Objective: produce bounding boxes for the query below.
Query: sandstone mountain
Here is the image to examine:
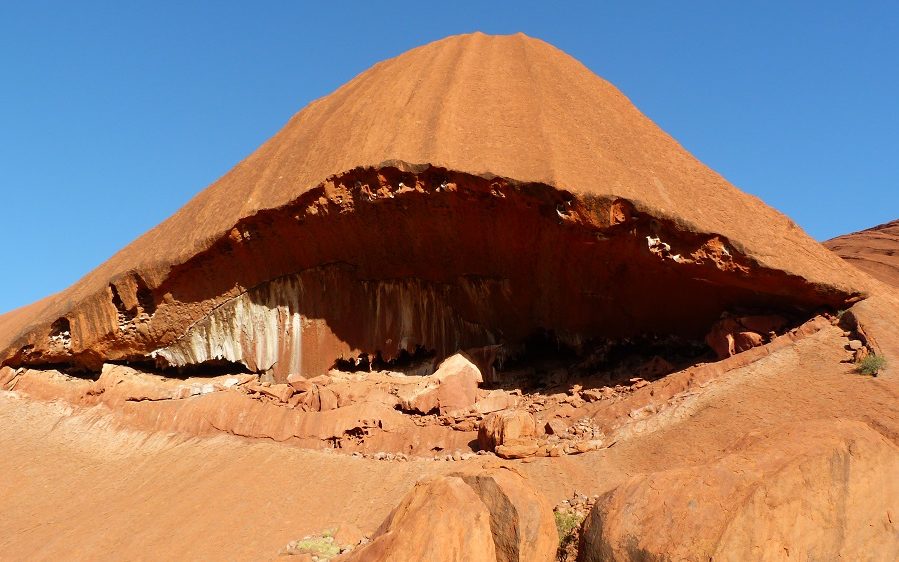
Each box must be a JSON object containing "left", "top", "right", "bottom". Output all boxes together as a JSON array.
[
  {"left": 826, "top": 219, "right": 899, "bottom": 289},
  {"left": 0, "top": 32, "right": 870, "bottom": 381}
]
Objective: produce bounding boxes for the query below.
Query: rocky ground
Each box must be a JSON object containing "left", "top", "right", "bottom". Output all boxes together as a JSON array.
[{"left": 2, "top": 296, "right": 897, "bottom": 560}]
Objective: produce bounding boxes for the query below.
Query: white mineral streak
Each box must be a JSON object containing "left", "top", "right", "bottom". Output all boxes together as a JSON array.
[
  {"left": 153, "top": 276, "right": 305, "bottom": 374},
  {"left": 154, "top": 270, "right": 500, "bottom": 374}
]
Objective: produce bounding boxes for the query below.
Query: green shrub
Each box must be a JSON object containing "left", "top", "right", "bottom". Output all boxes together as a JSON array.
[
  {"left": 857, "top": 354, "right": 887, "bottom": 376},
  {"left": 554, "top": 510, "right": 584, "bottom": 544},
  {"left": 283, "top": 534, "right": 341, "bottom": 559}
]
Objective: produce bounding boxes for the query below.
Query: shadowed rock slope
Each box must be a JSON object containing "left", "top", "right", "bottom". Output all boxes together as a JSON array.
[
  {"left": 825, "top": 219, "right": 899, "bottom": 289},
  {"left": 0, "top": 32, "right": 870, "bottom": 379}
]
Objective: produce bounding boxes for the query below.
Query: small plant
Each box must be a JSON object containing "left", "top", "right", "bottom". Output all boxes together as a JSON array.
[
  {"left": 554, "top": 510, "right": 584, "bottom": 544},
  {"left": 857, "top": 354, "right": 887, "bottom": 376},
  {"left": 282, "top": 532, "right": 341, "bottom": 559}
]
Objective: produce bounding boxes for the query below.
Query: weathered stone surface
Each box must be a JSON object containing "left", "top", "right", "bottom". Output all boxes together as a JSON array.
[
  {"left": 826, "top": 219, "right": 899, "bottom": 289},
  {"left": 286, "top": 373, "right": 312, "bottom": 392},
  {"left": 396, "top": 353, "right": 482, "bottom": 415},
  {"left": 331, "top": 522, "right": 366, "bottom": 550},
  {"left": 578, "top": 419, "right": 899, "bottom": 561},
  {"left": 451, "top": 468, "right": 557, "bottom": 562},
  {"left": 495, "top": 439, "right": 539, "bottom": 459},
  {"left": 544, "top": 418, "right": 569, "bottom": 435},
  {"left": 344, "top": 468, "right": 556, "bottom": 562},
  {"left": 342, "top": 475, "right": 498, "bottom": 562},
  {"left": 479, "top": 410, "right": 537, "bottom": 451},
  {"left": 474, "top": 390, "right": 518, "bottom": 415},
  {"left": 705, "top": 314, "right": 787, "bottom": 360},
  {"left": 247, "top": 382, "right": 294, "bottom": 403}
]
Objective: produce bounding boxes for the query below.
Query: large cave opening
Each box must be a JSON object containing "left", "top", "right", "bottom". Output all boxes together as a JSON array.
[
  {"left": 132, "top": 166, "right": 845, "bottom": 384},
  {"left": 7, "top": 166, "right": 852, "bottom": 385}
]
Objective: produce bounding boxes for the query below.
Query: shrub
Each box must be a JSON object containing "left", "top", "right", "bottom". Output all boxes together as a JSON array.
[
  {"left": 554, "top": 510, "right": 584, "bottom": 544},
  {"left": 282, "top": 533, "right": 341, "bottom": 559},
  {"left": 857, "top": 354, "right": 887, "bottom": 376}
]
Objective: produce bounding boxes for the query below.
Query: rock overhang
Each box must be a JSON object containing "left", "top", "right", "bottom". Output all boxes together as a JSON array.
[{"left": 1, "top": 163, "right": 862, "bottom": 380}]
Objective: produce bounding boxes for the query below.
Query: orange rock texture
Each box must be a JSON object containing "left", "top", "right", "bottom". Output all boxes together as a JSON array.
[{"left": 826, "top": 219, "right": 899, "bottom": 289}]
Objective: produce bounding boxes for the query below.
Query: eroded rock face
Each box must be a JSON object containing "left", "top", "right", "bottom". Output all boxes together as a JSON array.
[
  {"left": 343, "top": 468, "right": 556, "bottom": 562},
  {"left": 342, "top": 475, "right": 498, "bottom": 562},
  {"left": 578, "top": 419, "right": 899, "bottom": 561},
  {"left": 3, "top": 168, "right": 858, "bottom": 380},
  {"left": 0, "top": 33, "right": 867, "bottom": 380}
]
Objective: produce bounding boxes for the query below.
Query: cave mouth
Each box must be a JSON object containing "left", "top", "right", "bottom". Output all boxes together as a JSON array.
[
  {"left": 334, "top": 345, "right": 437, "bottom": 375},
  {"left": 478, "top": 329, "right": 714, "bottom": 391},
  {"left": 8, "top": 166, "right": 850, "bottom": 381},
  {"left": 144, "top": 166, "right": 836, "bottom": 383}
]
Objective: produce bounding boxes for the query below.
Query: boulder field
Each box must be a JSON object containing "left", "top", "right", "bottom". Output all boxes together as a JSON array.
[{"left": 1, "top": 32, "right": 897, "bottom": 561}]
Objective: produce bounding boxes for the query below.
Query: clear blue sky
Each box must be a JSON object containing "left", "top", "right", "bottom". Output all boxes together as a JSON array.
[{"left": 1, "top": 1, "right": 897, "bottom": 314}]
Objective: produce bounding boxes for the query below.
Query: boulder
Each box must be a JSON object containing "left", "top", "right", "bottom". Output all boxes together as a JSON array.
[
  {"left": 259, "top": 383, "right": 294, "bottom": 403},
  {"left": 341, "top": 475, "right": 498, "bottom": 562},
  {"left": 331, "top": 383, "right": 398, "bottom": 409},
  {"left": 302, "top": 384, "right": 338, "bottom": 411},
  {"left": 450, "top": 468, "right": 558, "bottom": 562},
  {"left": 705, "top": 315, "right": 784, "bottom": 359},
  {"left": 473, "top": 390, "right": 518, "bottom": 414},
  {"left": 478, "top": 410, "right": 537, "bottom": 451},
  {"left": 92, "top": 364, "right": 177, "bottom": 404},
  {"left": 433, "top": 353, "right": 484, "bottom": 384},
  {"left": 732, "top": 330, "right": 764, "bottom": 353},
  {"left": 825, "top": 219, "right": 899, "bottom": 289},
  {"left": 343, "top": 468, "right": 556, "bottom": 562},
  {"left": 544, "top": 418, "right": 568, "bottom": 435},
  {"left": 495, "top": 439, "right": 539, "bottom": 459},
  {"left": 578, "top": 419, "right": 899, "bottom": 561},
  {"left": 434, "top": 372, "right": 479, "bottom": 415},
  {"left": 397, "top": 353, "right": 482, "bottom": 415}
]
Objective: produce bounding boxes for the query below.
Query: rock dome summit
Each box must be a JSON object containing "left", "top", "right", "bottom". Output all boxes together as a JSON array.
[{"left": 0, "top": 33, "right": 869, "bottom": 381}]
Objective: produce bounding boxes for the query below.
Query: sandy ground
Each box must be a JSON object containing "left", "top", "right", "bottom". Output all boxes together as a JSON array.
[{"left": 2, "top": 324, "right": 897, "bottom": 561}]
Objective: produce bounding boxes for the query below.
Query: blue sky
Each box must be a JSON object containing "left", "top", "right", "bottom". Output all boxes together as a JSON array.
[{"left": 1, "top": 1, "right": 897, "bottom": 314}]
